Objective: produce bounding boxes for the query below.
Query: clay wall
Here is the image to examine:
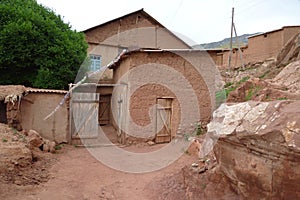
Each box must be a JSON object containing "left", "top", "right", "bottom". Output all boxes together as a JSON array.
[
  {"left": 111, "top": 51, "right": 214, "bottom": 141},
  {"left": 84, "top": 12, "right": 190, "bottom": 49},
  {"left": 20, "top": 92, "right": 68, "bottom": 143}
]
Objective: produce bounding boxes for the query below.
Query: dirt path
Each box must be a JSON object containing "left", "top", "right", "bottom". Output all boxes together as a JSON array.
[{"left": 1, "top": 144, "right": 198, "bottom": 200}]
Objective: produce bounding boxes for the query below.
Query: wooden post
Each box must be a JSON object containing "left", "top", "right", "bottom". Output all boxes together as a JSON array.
[
  {"left": 233, "top": 23, "right": 245, "bottom": 70},
  {"left": 228, "top": 7, "right": 234, "bottom": 70}
]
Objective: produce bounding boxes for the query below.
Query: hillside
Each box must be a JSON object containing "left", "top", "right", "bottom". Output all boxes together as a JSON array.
[{"left": 193, "top": 33, "right": 261, "bottom": 50}]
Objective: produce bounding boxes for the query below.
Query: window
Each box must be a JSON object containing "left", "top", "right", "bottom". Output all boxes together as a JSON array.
[{"left": 90, "top": 54, "right": 101, "bottom": 71}]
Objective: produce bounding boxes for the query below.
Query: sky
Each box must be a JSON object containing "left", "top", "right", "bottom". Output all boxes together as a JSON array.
[{"left": 36, "top": 0, "right": 300, "bottom": 45}]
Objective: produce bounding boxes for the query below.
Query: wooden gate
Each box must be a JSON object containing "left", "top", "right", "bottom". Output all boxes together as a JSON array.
[
  {"left": 98, "top": 95, "right": 111, "bottom": 125},
  {"left": 70, "top": 93, "right": 99, "bottom": 142},
  {"left": 155, "top": 98, "right": 172, "bottom": 143}
]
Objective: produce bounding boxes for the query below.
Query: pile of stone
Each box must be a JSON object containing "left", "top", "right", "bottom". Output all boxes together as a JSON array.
[{"left": 26, "top": 129, "right": 56, "bottom": 153}]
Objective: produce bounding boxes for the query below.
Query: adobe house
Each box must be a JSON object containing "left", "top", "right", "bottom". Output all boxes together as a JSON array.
[
  {"left": 0, "top": 85, "right": 68, "bottom": 143},
  {"left": 67, "top": 9, "right": 223, "bottom": 145}
]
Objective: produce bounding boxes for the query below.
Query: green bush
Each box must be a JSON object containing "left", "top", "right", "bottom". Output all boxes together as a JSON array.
[{"left": 0, "top": 0, "right": 88, "bottom": 89}]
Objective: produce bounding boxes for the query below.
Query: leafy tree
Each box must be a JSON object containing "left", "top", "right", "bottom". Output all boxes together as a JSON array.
[{"left": 0, "top": 0, "right": 88, "bottom": 89}]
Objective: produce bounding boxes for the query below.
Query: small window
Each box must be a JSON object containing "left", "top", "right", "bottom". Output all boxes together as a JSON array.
[{"left": 89, "top": 54, "right": 101, "bottom": 71}]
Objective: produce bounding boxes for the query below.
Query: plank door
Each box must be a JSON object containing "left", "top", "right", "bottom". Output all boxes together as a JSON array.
[
  {"left": 155, "top": 98, "right": 172, "bottom": 143},
  {"left": 98, "top": 95, "right": 111, "bottom": 125},
  {"left": 71, "top": 93, "right": 99, "bottom": 139}
]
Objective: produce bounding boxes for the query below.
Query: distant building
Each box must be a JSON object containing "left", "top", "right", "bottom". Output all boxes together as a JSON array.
[{"left": 209, "top": 26, "right": 300, "bottom": 67}]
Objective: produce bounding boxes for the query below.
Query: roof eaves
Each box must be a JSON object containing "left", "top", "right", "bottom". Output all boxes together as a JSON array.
[
  {"left": 248, "top": 29, "right": 282, "bottom": 39},
  {"left": 83, "top": 9, "right": 145, "bottom": 33},
  {"left": 26, "top": 88, "right": 68, "bottom": 94}
]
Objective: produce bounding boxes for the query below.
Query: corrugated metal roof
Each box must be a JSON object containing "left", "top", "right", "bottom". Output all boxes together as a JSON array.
[{"left": 26, "top": 88, "right": 68, "bottom": 94}]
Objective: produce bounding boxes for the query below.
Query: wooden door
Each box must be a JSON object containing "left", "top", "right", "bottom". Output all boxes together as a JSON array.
[
  {"left": 155, "top": 98, "right": 172, "bottom": 143},
  {"left": 70, "top": 93, "right": 99, "bottom": 140},
  {"left": 98, "top": 95, "right": 111, "bottom": 125}
]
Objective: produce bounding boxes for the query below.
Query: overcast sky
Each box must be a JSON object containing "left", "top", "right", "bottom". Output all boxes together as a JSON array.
[{"left": 37, "top": 0, "right": 300, "bottom": 45}]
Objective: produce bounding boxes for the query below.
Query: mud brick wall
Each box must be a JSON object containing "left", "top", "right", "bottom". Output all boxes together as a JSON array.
[{"left": 6, "top": 102, "right": 22, "bottom": 131}]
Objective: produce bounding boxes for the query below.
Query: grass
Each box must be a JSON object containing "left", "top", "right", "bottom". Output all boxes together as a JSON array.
[
  {"left": 237, "top": 76, "right": 250, "bottom": 84},
  {"left": 245, "top": 86, "right": 261, "bottom": 101},
  {"left": 245, "top": 86, "right": 262, "bottom": 101},
  {"left": 54, "top": 144, "right": 63, "bottom": 150},
  {"left": 258, "top": 70, "right": 270, "bottom": 79},
  {"left": 245, "top": 89, "right": 253, "bottom": 101},
  {"left": 277, "top": 97, "right": 288, "bottom": 100},
  {"left": 11, "top": 128, "right": 18, "bottom": 135},
  {"left": 215, "top": 90, "right": 226, "bottom": 107},
  {"left": 224, "top": 82, "right": 233, "bottom": 88},
  {"left": 195, "top": 123, "right": 203, "bottom": 136},
  {"left": 2, "top": 138, "right": 8, "bottom": 143},
  {"left": 223, "top": 76, "right": 250, "bottom": 98},
  {"left": 183, "top": 122, "right": 204, "bottom": 142}
]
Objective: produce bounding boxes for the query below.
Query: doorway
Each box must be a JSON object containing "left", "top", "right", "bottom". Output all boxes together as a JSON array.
[{"left": 155, "top": 97, "right": 173, "bottom": 143}]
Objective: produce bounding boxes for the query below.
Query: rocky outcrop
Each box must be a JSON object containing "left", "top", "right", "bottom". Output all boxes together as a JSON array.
[
  {"left": 272, "top": 60, "right": 300, "bottom": 94},
  {"left": 205, "top": 101, "right": 300, "bottom": 199},
  {"left": 227, "top": 77, "right": 300, "bottom": 102}
]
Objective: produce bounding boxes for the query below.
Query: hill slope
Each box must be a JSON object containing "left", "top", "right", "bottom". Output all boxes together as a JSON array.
[{"left": 193, "top": 33, "right": 261, "bottom": 50}]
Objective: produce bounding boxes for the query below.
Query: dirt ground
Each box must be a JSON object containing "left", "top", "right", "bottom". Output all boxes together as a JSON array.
[
  {"left": 0, "top": 122, "right": 239, "bottom": 200},
  {"left": 0, "top": 143, "right": 200, "bottom": 200}
]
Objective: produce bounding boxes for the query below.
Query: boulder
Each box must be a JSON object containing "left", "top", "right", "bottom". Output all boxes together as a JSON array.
[
  {"left": 49, "top": 141, "right": 56, "bottom": 153},
  {"left": 42, "top": 139, "right": 56, "bottom": 153},
  {"left": 27, "top": 130, "right": 43, "bottom": 148},
  {"left": 203, "top": 101, "right": 300, "bottom": 199},
  {"left": 43, "top": 139, "right": 50, "bottom": 152}
]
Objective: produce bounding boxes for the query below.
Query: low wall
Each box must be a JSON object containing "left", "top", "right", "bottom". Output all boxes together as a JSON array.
[{"left": 20, "top": 92, "right": 68, "bottom": 143}]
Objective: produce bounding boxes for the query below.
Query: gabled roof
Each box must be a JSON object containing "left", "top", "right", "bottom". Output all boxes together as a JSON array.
[
  {"left": 83, "top": 9, "right": 191, "bottom": 49},
  {"left": 83, "top": 9, "right": 154, "bottom": 33}
]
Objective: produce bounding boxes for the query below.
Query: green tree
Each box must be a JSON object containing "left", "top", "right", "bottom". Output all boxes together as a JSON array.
[{"left": 0, "top": 0, "right": 88, "bottom": 89}]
